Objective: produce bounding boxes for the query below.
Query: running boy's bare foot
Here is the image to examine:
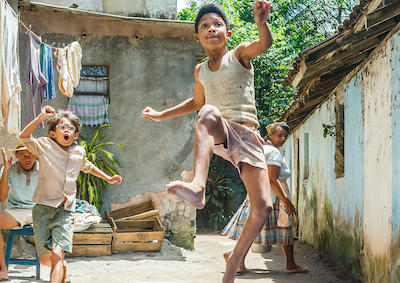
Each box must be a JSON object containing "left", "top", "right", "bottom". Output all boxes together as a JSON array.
[
  {"left": 166, "top": 181, "right": 205, "bottom": 209},
  {"left": 223, "top": 249, "right": 247, "bottom": 275},
  {"left": 222, "top": 252, "right": 240, "bottom": 283}
]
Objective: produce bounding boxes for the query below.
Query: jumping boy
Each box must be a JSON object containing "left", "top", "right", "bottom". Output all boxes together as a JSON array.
[
  {"left": 18, "top": 105, "right": 122, "bottom": 283},
  {"left": 142, "top": 1, "right": 273, "bottom": 282}
]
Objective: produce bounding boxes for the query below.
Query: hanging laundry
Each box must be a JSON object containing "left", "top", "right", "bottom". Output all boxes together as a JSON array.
[
  {"left": 66, "top": 95, "right": 109, "bottom": 127},
  {"left": 40, "top": 43, "right": 56, "bottom": 100},
  {"left": 66, "top": 41, "right": 82, "bottom": 87},
  {"left": 25, "top": 31, "right": 48, "bottom": 129},
  {"left": 55, "top": 47, "right": 73, "bottom": 97},
  {"left": 1, "top": 0, "right": 22, "bottom": 135}
]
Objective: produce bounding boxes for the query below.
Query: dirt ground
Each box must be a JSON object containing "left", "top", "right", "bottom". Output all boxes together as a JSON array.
[{"left": 9, "top": 234, "right": 358, "bottom": 283}]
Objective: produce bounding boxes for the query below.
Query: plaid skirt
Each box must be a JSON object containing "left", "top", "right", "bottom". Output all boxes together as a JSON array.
[{"left": 222, "top": 197, "right": 293, "bottom": 246}]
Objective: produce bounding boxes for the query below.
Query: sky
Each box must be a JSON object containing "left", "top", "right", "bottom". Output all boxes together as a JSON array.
[{"left": 177, "top": 0, "right": 190, "bottom": 12}]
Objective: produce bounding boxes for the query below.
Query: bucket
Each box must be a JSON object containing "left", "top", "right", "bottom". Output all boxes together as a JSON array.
[{"left": 251, "top": 244, "right": 272, "bottom": 253}]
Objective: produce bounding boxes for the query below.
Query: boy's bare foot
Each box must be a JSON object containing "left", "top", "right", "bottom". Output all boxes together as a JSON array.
[
  {"left": 0, "top": 270, "right": 8, "bottom": 280},
  {"left": 63, "top": 260, "right": 71, "bottom": 283},
  {"left": 285, "top": 265, "right": 309, "bottom": 273},
  {"left": 166, "top": 181, "right": 205, "bottom": 209},
  {"left": 222, "top": 252, "right": 239, "bottom": 283},
  {"left": 223, "top": 250, "right": 247, "bottom": 275}
]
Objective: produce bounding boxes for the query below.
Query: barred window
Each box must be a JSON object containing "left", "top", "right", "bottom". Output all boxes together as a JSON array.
[{"left": 74, "top": 65, "right": 109, "bottom": 97}]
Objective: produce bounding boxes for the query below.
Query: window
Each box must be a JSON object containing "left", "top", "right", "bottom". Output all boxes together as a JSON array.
[
  {"left": 74, "top": 65, "right": 109, "bottom": 97},
  {"left": 334, "top": 104, "right": 345, "bottom": 177},
  {"left": 304, "top": 133, "right": 309, "bottom": 179},
  {"left": 66, "top": 65, "right": 110, "bottom": 127}
]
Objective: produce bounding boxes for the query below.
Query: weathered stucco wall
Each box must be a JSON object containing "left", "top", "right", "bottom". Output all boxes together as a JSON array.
[
  {"left": 0, "top": 6, "right": 204, "bottom": 248},
  {"left": 103, "top": 0, "right": 177, "bottom": 19},
  {"left": 390, "top": 27, "right": 400, "bottom": 282},
  {"left": 29, "top": 0, "right": 103, "bottom": 12},
  {"left": 282, "top": 28, "right": 400, "bottom": 281},
  {"left": 31, "top": 0, "right": 177, "bottom": 19},
  {"left": 362, "top": 41, "right": 392, "bottom": 281}
]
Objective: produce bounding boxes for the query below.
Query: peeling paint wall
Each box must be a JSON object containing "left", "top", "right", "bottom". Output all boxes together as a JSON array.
[
  {"left": 282, "top": 26, "right": 400, "bottom": 282},
  {"left": 390, "top": 26, "right": 400, "bottom": 282},
  {"left": 0, "top": 7, "right": 203, "bottom": 248}
]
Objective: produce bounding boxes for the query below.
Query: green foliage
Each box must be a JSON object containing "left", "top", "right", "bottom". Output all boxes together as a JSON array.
[
  {"left": 178, "top": 0, "right": 357, "bottom": 136},
  {"left": 77, "top": 124, "right": 124, "bottom": 211},
  {"left": 197, "top": 155, "right": 236, "bottom": 231}
]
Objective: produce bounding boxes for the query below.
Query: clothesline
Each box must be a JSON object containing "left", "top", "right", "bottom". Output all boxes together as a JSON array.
[{"left": 18, "top": 14, "right": 80, "bottom": 50}]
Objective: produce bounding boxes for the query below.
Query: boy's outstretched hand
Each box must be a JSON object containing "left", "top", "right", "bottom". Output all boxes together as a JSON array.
[
  {"left": 254, "top": 0, "right": 272, "bottom": 26},
  {"left": 41, "top": 105, "right": 56, "bottom": 120},
  {"left": 109, "top": 175, "right": 122, "bottom": 184},
  {"left": 142, "top": 106, "right": 162, "bottom": 122}
]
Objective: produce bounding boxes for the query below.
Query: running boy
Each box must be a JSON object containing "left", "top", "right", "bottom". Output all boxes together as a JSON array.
[
  {"left": 18, "top": 106, "right": 122, "bottom": 283},
  {"left": 142, "top": 1, "right": 273, "bottom": 282}
]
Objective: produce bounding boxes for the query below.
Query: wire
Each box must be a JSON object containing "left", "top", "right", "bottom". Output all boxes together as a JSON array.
[{"left": 18, "top": 16, "right": 77, "bottom": 50}]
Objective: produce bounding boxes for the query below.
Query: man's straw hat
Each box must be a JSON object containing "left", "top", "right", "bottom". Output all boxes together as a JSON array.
[{"left": 8, "top": 140, "right": 28, "bottom": 156}]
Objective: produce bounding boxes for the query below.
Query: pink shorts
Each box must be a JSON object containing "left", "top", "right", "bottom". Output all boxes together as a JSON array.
[{"left": 213, "top": 119, "right": 268, "bottom": 174}]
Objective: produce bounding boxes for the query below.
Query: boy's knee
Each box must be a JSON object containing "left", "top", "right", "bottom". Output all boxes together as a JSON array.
[
  {"left": 51, "top": 249, "right": 64, "bottom": 262},
  {"left": 252, "top": 202, "right": 272, "bottom": 219},
  {"left": 39, "top": 255, "right": 51, "bottom": 267},
  {"left": 198, "top": 105, "right": 221, "bottom": 123}
]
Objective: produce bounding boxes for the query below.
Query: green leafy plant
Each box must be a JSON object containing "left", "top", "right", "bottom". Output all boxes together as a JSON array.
[
  {"left": 197, "top": 155, "right": 236, "bottom": 231},
  {"left": 77, "top": 124, "right": 124, "bottom": 210}
]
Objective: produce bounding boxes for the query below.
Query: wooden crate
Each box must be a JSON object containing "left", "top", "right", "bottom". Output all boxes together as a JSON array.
[
  {"left": 108, "top": 218, "right": 165, "bottom": 253},
  {"left": 105, "top": 200, "right": 159, "bottom": 221},
  {"left": 67, "top": 223, "right": 113, "bottom": 257}
]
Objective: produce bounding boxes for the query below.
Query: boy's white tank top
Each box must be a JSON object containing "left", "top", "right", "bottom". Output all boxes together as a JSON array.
[{"left": 198, "top": 50, "right": 259, "bottom": 128}]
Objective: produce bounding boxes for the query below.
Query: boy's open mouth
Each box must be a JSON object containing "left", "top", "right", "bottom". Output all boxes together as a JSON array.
[{"left": 64, "top": 134, "right": 70, "bottom": 141}]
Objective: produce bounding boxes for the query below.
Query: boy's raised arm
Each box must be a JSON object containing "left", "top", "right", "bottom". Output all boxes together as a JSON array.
[
  {"left": 142, "top": 65, "right": 205, "bottom": 122},
  {"left": 19, "top": 106, "right": 55, "bottom": 138},
  {"left": 0, "top": 148, "right": 11, "bottom": 202},
  {"left": 235, "top": 0, "right": 273, "bottom": 62}
]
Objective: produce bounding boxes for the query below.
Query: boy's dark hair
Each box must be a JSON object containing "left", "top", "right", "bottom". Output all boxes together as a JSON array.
[
  {"left": 47, "top": 110, "right": 82, "bottom": 134},
  {"left": 195, "top": 3, "right": 230, "bottom": 33}
]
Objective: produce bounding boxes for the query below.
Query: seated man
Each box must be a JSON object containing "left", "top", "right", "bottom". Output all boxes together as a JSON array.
[{"left": 0, "top": 142, "right": 38, "bottom": 280}]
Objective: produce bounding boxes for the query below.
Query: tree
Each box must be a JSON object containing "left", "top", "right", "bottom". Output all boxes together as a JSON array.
[{"left": 178, "top": 0, "right": 357, "bottom": 135}]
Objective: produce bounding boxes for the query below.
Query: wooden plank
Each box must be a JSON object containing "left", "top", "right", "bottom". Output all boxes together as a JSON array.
[
  {"left": 73, "top": 233, "right": 112, "bottom": 245},
  {"left": 154, "top": 217, "right": 164, "bottom": 231},
  {"left": 105, "top": 210, "right": 118, "bottom": 232},
  {"left": 367, "top": 0, "right": 400, "bottom": 28},
  {"left": 307, "top": 19, "right": 396, "bottom": 63},
  {"left": 75, "top": 223, "right": 113, "bottom": 234},
  {"left": 121, "top": 209, "right": 159, "bottom": 220},
  {"left": 113, "top": 242, "right": 162, "bottom": 252},
  {"left": 108, "top": 200, "right": 155, "bottom": 220},
  {"left": 294, "top": 95, "right": 330, "bottom": 116},
  {"left": 299, "top": 52, "right": 368, "bottom": 87},
  {"left": 303, "top": 37, "right": 379, "bottom": 82},
  {"left": 68, "top": 245, "right": 111, "bottom": 257},
  {"left": 113, "top": 231, "right": 165, "bottom": 243},
  {"left": 291, "top": 58, "right": 307, "bottom": 88},
  {"left": 115, "top": 219, "right": 157, "bottom": 231}
]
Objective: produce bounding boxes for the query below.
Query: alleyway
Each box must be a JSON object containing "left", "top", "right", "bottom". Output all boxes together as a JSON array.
[{"left": 9, "top": 234, "right": 357, "bottom": 283}]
